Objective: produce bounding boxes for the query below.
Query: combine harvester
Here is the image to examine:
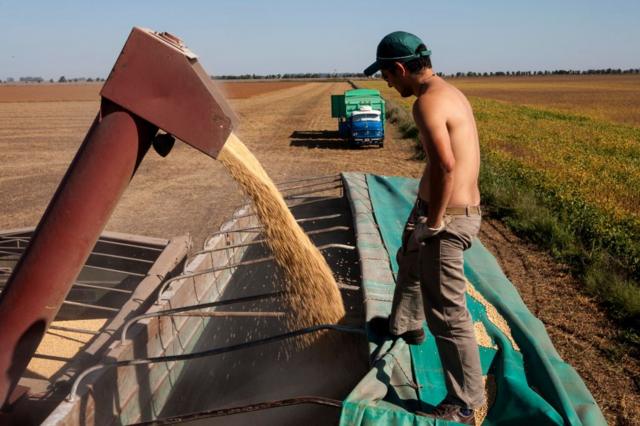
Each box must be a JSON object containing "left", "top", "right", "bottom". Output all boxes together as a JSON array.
[{"left": 0, "top": 28, "right": 605, "bottom": 425}]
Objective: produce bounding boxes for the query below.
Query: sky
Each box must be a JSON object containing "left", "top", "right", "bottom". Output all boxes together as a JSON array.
[{"left": 1, "top": 0, "right": 639, "bottom": 80}]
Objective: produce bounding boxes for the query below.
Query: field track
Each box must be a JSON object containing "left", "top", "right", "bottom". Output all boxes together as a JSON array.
[{"left": 1, "top": 81, "right": 638, "bottom": 424}]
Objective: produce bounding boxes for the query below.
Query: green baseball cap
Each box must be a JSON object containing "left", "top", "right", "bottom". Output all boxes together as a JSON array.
[{"left": 364, "top": 31, "right": 431, "bottom": 76}]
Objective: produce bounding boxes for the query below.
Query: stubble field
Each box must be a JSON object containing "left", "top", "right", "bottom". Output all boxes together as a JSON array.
[
  {"left": 0, "top": 81, "right": 423, "bottom": 247},
  {"left": 0, "top": 80, "right": 307, "bottom": 102}
]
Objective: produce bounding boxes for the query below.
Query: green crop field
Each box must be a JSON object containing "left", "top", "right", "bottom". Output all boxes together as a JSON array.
[
  {"left": 451, "top": 74, "right": 640, "bottom": 127},
  {"left": 359, "top": 76, "right": 640, "bottom": 327}
]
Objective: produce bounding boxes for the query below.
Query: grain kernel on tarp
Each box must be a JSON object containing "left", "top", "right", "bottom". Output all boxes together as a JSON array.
[
  {"left": 475, "top": 374, "right": 497, "bottom": 425},
  {"left": 474, "top": 321, "right": 497, "bottom": 349},
  {"left": 466, "top": 279, "right": 520, "bottom": 351}
]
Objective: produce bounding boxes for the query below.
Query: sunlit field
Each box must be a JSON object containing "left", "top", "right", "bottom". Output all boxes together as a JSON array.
[{"left": 360, "top": 75, "right": 640, "bottom": 322}]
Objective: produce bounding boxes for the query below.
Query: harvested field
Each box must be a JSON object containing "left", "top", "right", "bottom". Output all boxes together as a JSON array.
[
  {"left": 0, "top": 81, "right": 423, "bottom": 249},
  {"left": 449, "top": 74, "right": 640, "bottom": 127},
  {"left": 2, "top": 81, "right": 638, "bottom": 424},
  {"left": 217, "top": 81, "right": 306, "bottom": 99},
  {"left": 359, "top": 74, "right": 640, "bottom": 127},
  {"left": 362, "top": 77, "right": 640, "bottom": 322},
  {"left": 0, "top": 80, "right": 305, "bottom": 102},
  {"left": 0, "top": 84, "right": 101, "bottom": 103}
]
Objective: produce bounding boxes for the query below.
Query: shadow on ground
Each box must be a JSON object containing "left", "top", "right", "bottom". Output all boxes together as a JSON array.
[{"left": 289, "top": 130, "right": 354, "bottom": 150}]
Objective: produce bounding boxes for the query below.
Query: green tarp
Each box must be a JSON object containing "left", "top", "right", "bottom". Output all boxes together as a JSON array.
[{"left": 339, "top": 173, "right": 605, "bottom": 426}]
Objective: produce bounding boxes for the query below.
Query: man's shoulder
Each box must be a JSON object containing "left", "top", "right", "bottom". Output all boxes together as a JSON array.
[
  {"left": 418, "top": 81, "right": 468, "bottom": 116},
  {"left": 414, "top": 85, "right": 450, "bottom": 118}
]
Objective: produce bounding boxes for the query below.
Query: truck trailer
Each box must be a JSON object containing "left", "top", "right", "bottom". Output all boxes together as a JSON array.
[{"left": 331, "top": 88, "right": 385, "bottom": 148}]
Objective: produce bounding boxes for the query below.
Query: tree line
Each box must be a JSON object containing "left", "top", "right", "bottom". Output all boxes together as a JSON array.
[
  {"left": 213, "top": 68, "right": 640, "bottom": 80},
  {"left": 212, "top": 72, "right": 365, "bottom": 80},
  {"left": 445, "top": 68, "right": 640, "bottom": 78},
  {"left": 0, "top": 76, "right": 106, "bottom": 84},
  {"left": 2, "top": 68, "right": 639, "bottom": 83}
]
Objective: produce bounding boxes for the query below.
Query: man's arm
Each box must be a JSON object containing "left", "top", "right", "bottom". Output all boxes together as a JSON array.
[{"left": 413, "top": 98, "right": 455, "bottom": 228}]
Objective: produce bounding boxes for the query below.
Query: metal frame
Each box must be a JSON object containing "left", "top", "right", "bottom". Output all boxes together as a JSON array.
[
  {"left": 230, "top": 174, "right": 343, "bottom": 221},
  {"left": 0, "top": 246, "right": 155, "bottom": 266},
  {"left": 0, "top": 234, "right": 165, "bottom": 253},
  {"left": 69, "top": 324, "right": 365, "bottom": 401},
  {"left": 48, "top": 325, "right": 100, "bottom": 335},
  {"left": 156, "top": 243, "right": 355, "bottom": 301},
  {"left": 133, "top": 396, "right": 343, "bottom": 425},
  {"left": 61, "top": 300, "right": 120, "bottom": 313},
  {"left": 68, "top": 281, "right": 133, "bottom": 295},
  {"left": 205, "top": 213, "right": 344, "bottom": 239},
  {"left": 190, "top": 226, "right": 349, "bottom": 262},
  {"left": 1, "top": 279, "right": 137, "bottom": 316},
  {"left": 232, "top": 195, "right": 344, "bottom": 220},
  {"left": 0, "top": 102, "right": 157, "bottom": 406},
  {"left": 1, "top": 284, "right": 138, "bottom": 311},
  {"left": 278, "top": 177, "right": 342, "bottom": 194},
  {"left": 121, "top": 291, "right": 284, "bottom": 344},
  {"left": 0, "top": 232, "right": 166, "bottom": 341},
  {"left": 283, "top": 184, "right": 343, "bottom": 199},
  {"left": 165, "top": 311, "right": 283, "bottom": 318},
  {"left": 5, "top": 173, "right": 357, "bottom": 420},
  {"left": 275, "top": 174, "right": 341, "bottom": 188}
]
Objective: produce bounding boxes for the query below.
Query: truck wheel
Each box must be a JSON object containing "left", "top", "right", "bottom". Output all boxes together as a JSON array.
[{"left": 378, "top": 142, "right": 384, "bottom": 148}]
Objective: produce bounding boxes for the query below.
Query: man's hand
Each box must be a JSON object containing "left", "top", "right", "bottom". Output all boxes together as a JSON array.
[{"left": 414, "top": 216, "right": 452, "bottom": 243}]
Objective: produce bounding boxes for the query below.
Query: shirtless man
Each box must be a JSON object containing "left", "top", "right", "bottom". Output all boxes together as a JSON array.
[{"left": 364, "top": 31, "right": 483, "bottom": 424}]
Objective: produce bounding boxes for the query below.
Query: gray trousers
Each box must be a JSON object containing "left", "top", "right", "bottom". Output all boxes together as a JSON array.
[{"left": 390, "top": 200, "right": 485, "bottom": 409}]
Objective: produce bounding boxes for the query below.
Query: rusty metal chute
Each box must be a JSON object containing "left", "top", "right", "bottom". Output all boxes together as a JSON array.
[{"left": 0, "top": 27, "right": 236, "bottom": 407}]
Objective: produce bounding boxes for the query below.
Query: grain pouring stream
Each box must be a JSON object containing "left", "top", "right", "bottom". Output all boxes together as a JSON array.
[{"left": 218, "top": 133, "right": 345, "bottom": 344}]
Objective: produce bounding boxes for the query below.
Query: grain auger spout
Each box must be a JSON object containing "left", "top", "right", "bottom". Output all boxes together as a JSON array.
[{"left": 0, "top": 27, "right": 237, "bottom": 408}]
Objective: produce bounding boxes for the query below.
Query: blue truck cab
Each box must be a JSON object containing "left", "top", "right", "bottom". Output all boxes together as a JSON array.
[
  {"left": 332, "top": 89, "right": 385, "bottom": 148},
  {"left": 349, "top": 106, "right": 384, "bottom": 146}
]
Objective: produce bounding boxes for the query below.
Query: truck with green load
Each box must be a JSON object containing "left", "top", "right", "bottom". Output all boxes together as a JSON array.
[{"left": 331, "top": 88, "right": 385, "bottom": 147}]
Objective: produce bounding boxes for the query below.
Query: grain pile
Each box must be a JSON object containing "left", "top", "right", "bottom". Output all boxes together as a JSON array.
[
  {"left": 474, "top": 374, "right": 497, "bottom": 425},
  {"left": 27, "top": 318, "right": 107, "bottom": 378},
  {"left": 466, "top": 279, "right": 520, "bottom": 351},
  {"left": 473, "top": 321, "right": 497, "bottom": 350},
  {"left": 218, "top": 133, "right": 345, "bottom": 343}
]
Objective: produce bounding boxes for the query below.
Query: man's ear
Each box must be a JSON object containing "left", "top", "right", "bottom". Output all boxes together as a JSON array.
[{"left": 394, "top": 61, "right": 408, "bottom": 77}]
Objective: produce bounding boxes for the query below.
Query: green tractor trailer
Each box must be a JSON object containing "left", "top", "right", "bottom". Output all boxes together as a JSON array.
[{"left": 331, "top": 88, "right": 385, "bottom": 147}]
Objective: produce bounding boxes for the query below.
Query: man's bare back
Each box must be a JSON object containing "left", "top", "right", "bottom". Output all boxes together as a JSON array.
[{"left": 412, "top": 76, "right": 481, "bottom": 224}]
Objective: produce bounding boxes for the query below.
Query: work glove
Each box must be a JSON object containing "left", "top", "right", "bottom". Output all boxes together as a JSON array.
[{"left": 414, "top": 216, "right": 453, "bottom": 244}]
